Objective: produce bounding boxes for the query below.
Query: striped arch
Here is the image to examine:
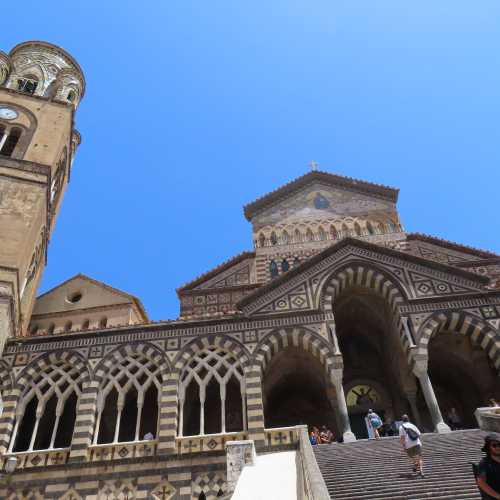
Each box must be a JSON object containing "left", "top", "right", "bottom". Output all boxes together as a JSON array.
[
  {"left": 94, "top": 342, "right": 171, "bottom": 384},
  {"left": 173, "top": 334, "right": 251, "bottom": 374},
  {"left": 416, "top": 311, "right": 500, "bottom": 372},
  {"left": 252, "top": 327, "right": 338, "bottom": 381},
  {"left": 320, "top": 261, "right": 411, "bottom": 355},
  {"left": 15, "top": 350, "right": 90, "bottom": 389}
]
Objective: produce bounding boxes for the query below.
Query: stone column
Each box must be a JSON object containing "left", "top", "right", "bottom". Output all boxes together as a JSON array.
[
  {"left": 69, "top": 380, "right": 99, "bottom": 462},
  {"left": 331, "top": 368, "right": 356, "bottom": 442},
  {"left": 244, "top": 365, "right": 266, "bottom": 449},
  {"left": 406, "top": 391, "right": 422, "bottom": 429},
  {"left": 412, "top": 361, "right": 450, "bottom": 433}
]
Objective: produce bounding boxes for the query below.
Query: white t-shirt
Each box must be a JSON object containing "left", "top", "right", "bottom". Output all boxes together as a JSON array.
[{"left": 398, "top": 422, "right": 421, "bottom": 449}]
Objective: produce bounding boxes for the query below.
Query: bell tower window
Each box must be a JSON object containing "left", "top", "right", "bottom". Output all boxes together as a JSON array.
[
  {"left": 0, "top": 127, "right": 22, "bottom": 157},
  {"left": 17, "top": 77, "right": 38, "bottom": 95}
]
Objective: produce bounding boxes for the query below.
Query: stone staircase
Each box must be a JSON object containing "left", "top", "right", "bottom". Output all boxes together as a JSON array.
[{"left": 313, "top": 429, "right": 486, "bottom": 500}]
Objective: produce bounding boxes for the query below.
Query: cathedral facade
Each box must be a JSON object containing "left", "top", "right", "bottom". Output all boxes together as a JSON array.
[{"left": 0, "top": 41, "right": 499, "bottom": 499}]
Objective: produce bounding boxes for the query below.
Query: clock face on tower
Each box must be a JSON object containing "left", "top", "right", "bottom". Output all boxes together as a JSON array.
[{"left": 0, "top": 108, "right": 18, "bottom": 120}]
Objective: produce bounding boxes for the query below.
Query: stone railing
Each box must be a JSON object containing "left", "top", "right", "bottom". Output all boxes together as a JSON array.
[
  {"left": 264, "top": 425, "right": 301, "bottom": 448},
  {"left": 475, "top": 406, "right": 500, "bottom": 432},
  {"left": 175, "top": 431, "right": 248, "bottom": 455},
  {"left": 295, "top": 426, "right": 330, "bottom": 500},
  {"left": 1, "top": 448, "right": 70, "bottom": 470},
  {"left": 88, "top": 439, "right": 157, "bottom": 462}
]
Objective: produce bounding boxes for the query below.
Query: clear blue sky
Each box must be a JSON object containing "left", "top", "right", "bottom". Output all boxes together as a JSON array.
[{"left": 4, "top": 1, "right": 500, "bottom": 320}]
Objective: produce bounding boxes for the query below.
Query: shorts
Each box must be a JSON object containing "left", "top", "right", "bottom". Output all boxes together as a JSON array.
[{"left": 406, "top": 445, "right": 422, "bottom": 458}]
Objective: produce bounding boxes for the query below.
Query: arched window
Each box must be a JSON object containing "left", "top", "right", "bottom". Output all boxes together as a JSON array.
[
  {"left": 354, "top": 222, "right": 362, "bottom": 236},
  {"left": 99, "top": 317, "right": 108, "bottom": 328},
  {"left": 366, "top": 222, "right": 375, "bottom": 235},
  {"left": 29, "top": 324, "right": 39, "bottom": 336},
  {"left": 305, "top": 228, "right": 314, "bottom": 241},
  {"left": 294, "top": 229, "right": 302, "bottom": 243},
  {"left": 82, "top": 319, "right": 90, "bottom": 330},
  {"left": 330, "top": 225, "right": 339, "bottom": 240},
  {"left": 341, "top": 223, "right": 349, "bottom": 237},
  {"left": 10, "top": 359, "right": 84, "bottom": 452},
  {"left": 258, "top": 233, "right": 266, "bottom": 248},
  {"left": 270, "top": 232, "right": 278, "bottom": 246},
  {"left": 281, "top": 259, "right": 290, "bottom": 272},
  {"left": 47, "top": 323, "right": 55, "bottom": 335},
  {"left": 67, "top": 90, "right": 76, "bottom": 103},
  {"left": 95, "top": 353, "right": 161, "bottom": 444},
  {"left": 282, "top": 230, "right": 289, "bottom": 245},
  {"left": 318, "top": 226, "right": 326, "bottom": 241},
  {"left": 17, "top": 76, "right": 38, "bottom": 95},
  {"left": 0, "top": 127, "right": 21, "bottom": 157},
  {"left": 64, "top": 321, "right": 72, "bottom": 332},
  {"left": 378, "top": 223, "right": 386, "bottom": 234},
  {"left": 179, "top": 347, "right": 245, "bottom": 436},
  {"left": 269, "top": 260, "right": 279, "bottom": 278}
]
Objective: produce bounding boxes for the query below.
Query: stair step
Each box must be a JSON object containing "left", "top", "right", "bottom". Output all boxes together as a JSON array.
[{"left": 313, "top": 429, "right": 485, "bottom": 500}]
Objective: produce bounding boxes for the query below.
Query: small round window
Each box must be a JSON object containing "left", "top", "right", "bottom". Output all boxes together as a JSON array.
[{"left": 67, "top": 292, "right": 82, "bottom": 304}]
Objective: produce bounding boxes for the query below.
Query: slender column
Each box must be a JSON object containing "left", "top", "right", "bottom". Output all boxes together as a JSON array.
[
  {"left": 331, "top": 368, "right": 356, "bottom": 442},
  {"left": 244, "top": 365, "right": 266, "bottom": 449},
  {"left": 93, "top": 410, "right": 102, "bottom": 444},
  {"left": 114, "top": 395, "right": 124, "bottom": 443},
  {"left": 241, "top": 383, "right": 247, "bottom": 431},
  {"left": 220, "top": 384, "right": 226, "bottom": 434},
  {"left": 413, "top": 361, "right": 450, "bottom": 433},
  {"left": 406, "top": 391, "right": 422, "bottom": 429},
  {"left": 200, "top": 384, "right": 207, "bottom": 435},
  {"left": 49, "top": 414, "right": 61, "bottom": 449},
  {"left": 69, "top": 380, "right": 99, "bottom": 462},
  {"left": 29, "top": 412, "right": 42, "bottom": 451},
  {"left": 135, "top": 399, "right": 143, "bottom": 441},
  {"left": 178, "top": 389, "right": 185, "bottom": 438}
]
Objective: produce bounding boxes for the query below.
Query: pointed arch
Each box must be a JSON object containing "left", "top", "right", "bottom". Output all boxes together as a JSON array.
[
  {"left": 354, "top": 222, "right": 362, "bottom": 236},
  {"left": 252, "top": 327, "right": 338, "bottom": 381},
  {"left": 11, "top": 350, "right": 89, "bottom": 452},
  {"left": 320, "top": 262, "right": 411, "bottom": 356},
  {"left": 318, "top": 226, "right": 326, "bottom": 241},
  {"left": 330, "top": 225, "right": 339, "bottom": 240},
  {"left": 305, "top": 228, "right": 314, "bottom": 242},
  {"left": 270, "top": 231, "right": 278, "bottom": 246},
  {"left": 174, "top": 335, "right": 251, "bottom": 437},
  {"left": 416, "top": 311, "right": 500, "bottom": 372},
  {"left": 258, "top": 233, "right": 266, "bottom": 248},
  {"left": 282, "top": 230, "right": 290, "bottom": 245},
  {"left": 366, "top": 221, "right": 375, "bottom": 235},
  {"left": 93, "top": 343, "right": 168, "bottom": 444},
  {"left": 341, "top": 223, "right": 349, "bottom": 237},
  {"left": 294, "top": 228, "right": 302, "bottom": 243}
]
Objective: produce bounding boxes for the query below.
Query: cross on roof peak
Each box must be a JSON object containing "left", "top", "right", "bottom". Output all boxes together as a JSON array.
[{"left": 309, "top": 160, "right": 318, "bottom": 171}]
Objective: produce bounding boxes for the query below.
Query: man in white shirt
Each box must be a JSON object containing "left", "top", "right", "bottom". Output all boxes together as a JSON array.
[{"left": 399, "top": 414, "right": 424, "bottom": 477}]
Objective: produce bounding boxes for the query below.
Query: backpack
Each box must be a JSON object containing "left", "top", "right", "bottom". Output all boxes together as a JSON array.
[
  {"left": 403, "top": 424, "right": 420, "bottom": 441},
  {"left": 370, "top": 415, "right": 382, "bottom": 428}
]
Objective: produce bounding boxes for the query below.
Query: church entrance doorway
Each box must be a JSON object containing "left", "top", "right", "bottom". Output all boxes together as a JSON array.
[
  {"left": 345, "top": 382, "right": 389, "bottom": 439},
  {"left": 262, "top": 346, "right": 338, "bottom": 435},
  {"left": 334, "top": 288, "right": 411, "bottom": 439}
]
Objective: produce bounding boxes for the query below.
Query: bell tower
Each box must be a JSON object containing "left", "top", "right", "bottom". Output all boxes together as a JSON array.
[{"left": 0, "top": 41, "right": 85, "bottom": 349}]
